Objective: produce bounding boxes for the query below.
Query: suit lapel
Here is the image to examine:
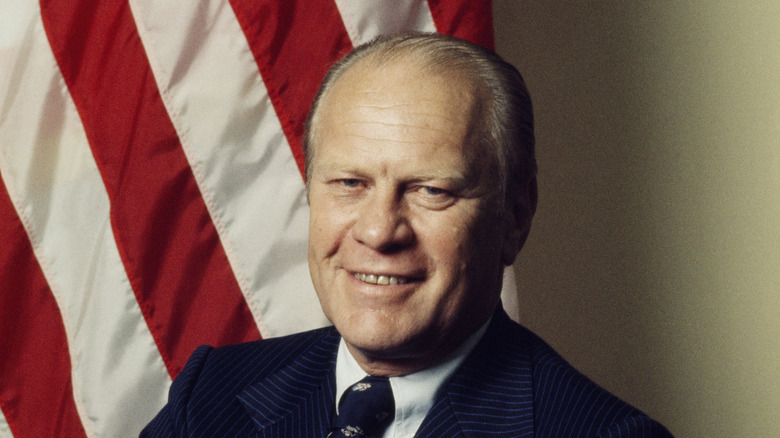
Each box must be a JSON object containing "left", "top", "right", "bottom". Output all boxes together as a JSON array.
[
  {"left": 237, "top": 328, "right": 340, "bottom": 437},
  {"left": 417, "top": 310, "right": 536, "bottom": 437}
]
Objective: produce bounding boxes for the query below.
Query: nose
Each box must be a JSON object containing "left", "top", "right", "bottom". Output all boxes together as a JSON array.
[{"left": 351, "top": 187, "right": 414, "bottom": 252}]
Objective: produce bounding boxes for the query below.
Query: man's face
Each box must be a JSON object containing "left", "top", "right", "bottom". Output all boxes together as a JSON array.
[{"left": 307, "top": 58, "right": 516, "bottom": 373}]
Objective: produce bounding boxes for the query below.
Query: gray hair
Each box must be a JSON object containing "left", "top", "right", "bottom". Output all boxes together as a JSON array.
[{"left": 303, "top": 32, "right": 536, "bottom": 208}]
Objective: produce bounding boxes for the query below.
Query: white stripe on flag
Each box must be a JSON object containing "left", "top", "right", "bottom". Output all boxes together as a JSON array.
[
  {"left": 129, "top": 0, "right": 329, "bottom": 338},
  {"left": 0, "top": 2, "right": 170, "bottom": 436},
  {"left": 334, "top": 0, "right": 436, "bottom": 45},
  {"left": 0, "top": 409, "right": 9, "bottom": 438}
]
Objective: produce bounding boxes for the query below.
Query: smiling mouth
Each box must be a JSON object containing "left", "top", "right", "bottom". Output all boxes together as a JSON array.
[{"left": 353, "top": 272, "right": 410, "bottom": 285}]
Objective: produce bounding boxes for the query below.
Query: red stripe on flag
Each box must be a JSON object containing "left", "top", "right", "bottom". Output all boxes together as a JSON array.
[
  {"left": 229, "top": 0, "right": 354, "bottom": 178},
  {"left": 427, "top": 0, "right": 495, "bottom": 49},
  {"left": 0, "top": 178, "right": 87, "bottom": 438},
  {"left": 38, "top": 0, "right": 260, "bottom": 376}
]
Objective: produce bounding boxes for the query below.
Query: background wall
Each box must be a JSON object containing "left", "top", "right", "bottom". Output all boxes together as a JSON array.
[{"left": 494, "top": 2, "right": 780, "bottom": 437}]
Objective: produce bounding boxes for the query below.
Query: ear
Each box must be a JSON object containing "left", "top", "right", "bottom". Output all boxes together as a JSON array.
[{"left": 501, "top": 177, "right": 538, "bottom": 266}]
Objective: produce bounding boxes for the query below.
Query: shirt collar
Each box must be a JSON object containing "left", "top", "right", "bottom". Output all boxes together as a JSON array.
[{"left": 335, "top": 318, "right": 490, "bottom": 437}]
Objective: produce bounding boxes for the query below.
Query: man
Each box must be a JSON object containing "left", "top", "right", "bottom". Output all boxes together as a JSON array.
[{"left": 142, "top": 33, "right": 672, "bottom": 437}]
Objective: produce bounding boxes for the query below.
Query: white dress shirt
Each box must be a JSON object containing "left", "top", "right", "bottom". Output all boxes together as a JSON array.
[{"left": 334, "top": 320, "right": 490, "bottom": 437}]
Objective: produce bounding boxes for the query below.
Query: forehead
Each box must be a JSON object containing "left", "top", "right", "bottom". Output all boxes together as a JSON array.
[
  {"left": 314, "top": 56, "right": 482, "bottom": 162},
  {"left": 325, "top": 54, "right": 475, "bottom": 108}
]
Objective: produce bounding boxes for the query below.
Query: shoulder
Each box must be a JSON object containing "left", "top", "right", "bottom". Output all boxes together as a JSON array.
[
  {"left": 141, "top": 326, "right": 340, "bottom": 437},
  {"left": 194, "top": 325, "right": 340, "bottom": 382},
  {"left": 489, "top": 315, "right": 673, "bottom": 437}
]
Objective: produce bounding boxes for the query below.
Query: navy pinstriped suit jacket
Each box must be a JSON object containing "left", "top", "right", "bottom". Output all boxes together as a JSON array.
[{"left": 141, "top": 309, "right": 673, "bottom": 437}]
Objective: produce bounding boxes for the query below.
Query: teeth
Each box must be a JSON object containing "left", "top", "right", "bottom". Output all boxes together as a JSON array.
[{"left": 353, "top": 272, "right": 408, "bottom": 285}]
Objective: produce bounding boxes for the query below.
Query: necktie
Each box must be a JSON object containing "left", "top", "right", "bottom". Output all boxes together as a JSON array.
[{"left": 330, "top": 375, "right": 395, "bottom": 437}]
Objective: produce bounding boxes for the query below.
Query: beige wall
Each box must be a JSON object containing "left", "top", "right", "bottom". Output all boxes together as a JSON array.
[{"left": 495, "top": 2, "right": 780, "bottom": 437}]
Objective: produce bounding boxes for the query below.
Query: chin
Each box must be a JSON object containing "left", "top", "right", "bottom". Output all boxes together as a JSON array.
[{"left": 341, "top": 315, "right": 411, "bottom": 352}]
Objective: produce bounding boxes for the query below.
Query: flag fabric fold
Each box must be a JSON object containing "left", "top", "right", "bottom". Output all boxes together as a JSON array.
[{"left": 0, "top": 0, "right": 495, "bottom": 435}]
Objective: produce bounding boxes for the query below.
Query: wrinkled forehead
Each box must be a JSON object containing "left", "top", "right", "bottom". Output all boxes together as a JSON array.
[
  {"left": 322, "top": 59, "right": 481, "bottom": 145},
  {"left": 334, "top": 51, "right": 480, "bottom": 100},
  {"left": 318, "top": 55, "right": 482, "bottom": 138}
]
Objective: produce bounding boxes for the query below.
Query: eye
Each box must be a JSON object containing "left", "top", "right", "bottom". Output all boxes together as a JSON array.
[
  {"left": 319, "top": 174, "right": 369, "bottom": 199},
  {"left": 339, "top": 178, "right": 361, "bottom": 188},
  {"left": 330, "top": 178, "right": 367, "bottom": 196},
  {"left": 412, "top": 185, "right": 457, "bottom": 209},
  {"left": 420, "top": 186, "right": 447, "bottom": 196}
]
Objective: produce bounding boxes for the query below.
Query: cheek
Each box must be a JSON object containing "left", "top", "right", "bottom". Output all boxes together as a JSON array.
[
  {"left": 309, "top": 199, "right": 345, "bottom": 255},
  {"left": 308, "top": 197, "right": 339, "bottom": 286},
  {"left": 415, "top": 214, "right": 475, "bottom": 285},
  {"left": 438, "top": 210, "right": 483, "bottom": 252},
  {"left": 433, "top": 210, "right": 503, "bottom": 286}
]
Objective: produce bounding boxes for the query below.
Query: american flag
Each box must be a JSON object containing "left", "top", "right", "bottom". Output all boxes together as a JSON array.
[{"left": 0, "top": 1, "right": 504, "bottom": 435}]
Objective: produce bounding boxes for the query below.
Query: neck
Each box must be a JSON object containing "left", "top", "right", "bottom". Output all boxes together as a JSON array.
[
  {"left": 345, "top": 344, "right": 440, "bottom": 377},
  {"left": 344, "top": 316, "right": 494, "bottom": 377}
]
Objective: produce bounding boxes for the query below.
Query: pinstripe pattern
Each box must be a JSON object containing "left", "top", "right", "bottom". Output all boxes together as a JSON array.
[
  {"left": 416, "top": 311, "right": 672, "bottom": 437},
  {"left": 141, "top": 327, "right": 339, "bottom": 437},
  {"left": 142, "top": 310, "right": 672, "bottom": 437}
]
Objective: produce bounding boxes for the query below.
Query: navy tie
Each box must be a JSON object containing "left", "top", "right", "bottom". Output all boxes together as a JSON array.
[{"left": 330, "top": 376, "right": 395, "bottom": 437}]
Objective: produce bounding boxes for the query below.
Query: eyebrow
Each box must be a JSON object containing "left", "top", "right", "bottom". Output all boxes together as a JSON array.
[
  {"left": 314, "top": 162, "right": 467, "bottom": 181},
  {"left": 407, "top": 173, "right": 468, "bottom": 184}
]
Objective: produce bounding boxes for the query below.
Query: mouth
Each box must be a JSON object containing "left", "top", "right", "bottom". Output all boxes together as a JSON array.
[{"left": 352, "top": 272, "right": 411, "bottom": 285}]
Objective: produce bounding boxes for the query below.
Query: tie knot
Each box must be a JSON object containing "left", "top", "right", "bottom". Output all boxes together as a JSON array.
[{"left": 331, "top": 376, "right": 394, "bottom": 437}]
